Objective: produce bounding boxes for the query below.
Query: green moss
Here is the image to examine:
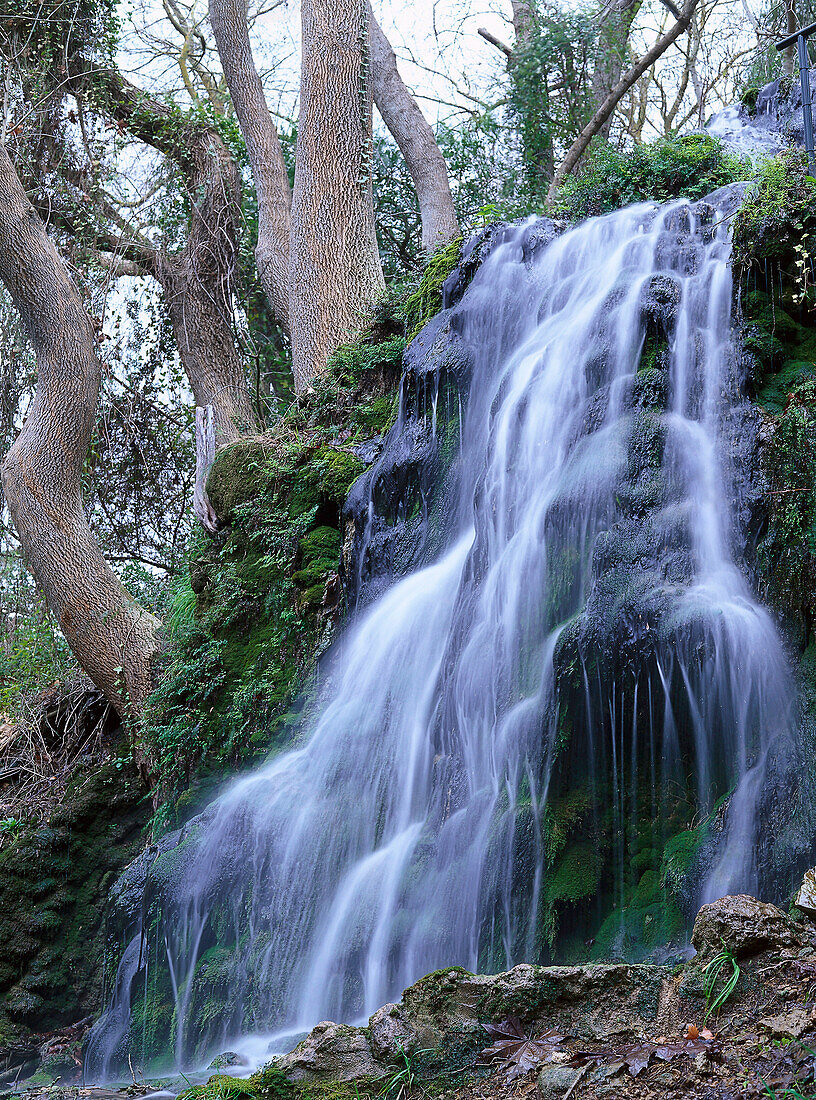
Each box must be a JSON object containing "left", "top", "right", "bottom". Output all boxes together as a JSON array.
[
  {"left": 142, "top": 328, "right": 404, "bottom": 818},
  {"left": 207, "top": 441, "right": 272, "bottom": 521},
  {"left": 0, "top": 757, "right": 147, "bottom": 1041},
  {"left": 545, "top": 843, "right": 601, "bottom": 905},
  {"left": 757, "top": 379, "right": 816, "bottom": 635},
  {"left": 404, "top": 238, "right": 463, "bottom": 342}
]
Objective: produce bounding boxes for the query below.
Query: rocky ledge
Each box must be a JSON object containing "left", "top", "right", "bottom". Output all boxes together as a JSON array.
[{"left": 9, "top": 888, "right": 816, "bottom": 1100}]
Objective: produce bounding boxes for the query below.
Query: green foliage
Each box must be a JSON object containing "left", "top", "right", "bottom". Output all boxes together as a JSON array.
[
  {"left": 0, "top": 591, "right": 74, "bottom": 716},
  {"left": 0, "top": 0, "right": 119, "bottom": 73},
  {"left": 555, "top": 135, "right": 751, "bottom": 220},
  {"left": 507, "top": 2, "right": 600, "bottom": 203},
  {"left": 702, "top": 942, "right": 741, "bottom": 1023},
  {"left": 759, "top": 380, "right": 816, "bottom": 633},
  {"left": 732, "top": 150, "right": 816, "bottom": 275},
  {"left": 404, "top": 239, "right": 463, "bottom": 342},
  {"left": 140, "top": 330, "right": 404, "bottom": 818}
]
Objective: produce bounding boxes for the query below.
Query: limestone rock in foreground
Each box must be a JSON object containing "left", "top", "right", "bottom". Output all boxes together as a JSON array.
[
  {"left": 691, "top": 894, "right": 805, "bottom": 959},
  {"left": 795, "top": 867, "right": 816, "bottom": 917},
  {"left": 278, "top": 962, "right": 671, "bottom": 1082},
  {"left": 277, "top": 1022, "right": 389, "bottom": 1081}
]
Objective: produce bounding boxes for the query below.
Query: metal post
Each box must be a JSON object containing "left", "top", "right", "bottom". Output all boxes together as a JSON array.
[
  {"left": 776, "top": 21, "right": 816, "bottom": 173},
  {"left": 798, "top": 32, "right": 816, "bottom": 174}
]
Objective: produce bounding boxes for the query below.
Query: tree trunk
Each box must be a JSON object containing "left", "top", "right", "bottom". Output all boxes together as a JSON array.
[
  {"left": 289, "top": 0, "right": 385, "bottom": 391},
  {"left": 782, "top": 0, "right": 797, "bottom": 78},
  {"left": 0, "top": 145, "right": 161, "bottom": 718},
  {"left": 591, "top": 0, "right": 643, "bottom": 138},
  {"left": 547, "top": 0, "right": 699, "bottom": 199},
  {"left": 368, "top": 7, "right": 459, "bottom": 253},
  {"left": 86, "top": 70, "right": 259, "bottom": 442},
  {"left": 155, "top": 253, "right": 256, "bottom": 443},
  {"left": 209, "top": 0, "right": 293, "bottom": 332}
]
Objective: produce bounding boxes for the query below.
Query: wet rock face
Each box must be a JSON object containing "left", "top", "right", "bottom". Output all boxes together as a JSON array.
[
  {"left": 707, "top": 67, "right": 816, "bottom": 158},
  {"left": 691, "top": 894, "right": 807, "bottom": 959},
  {"left": 342, "top": 220, "right": 563, "bottom": 611}
]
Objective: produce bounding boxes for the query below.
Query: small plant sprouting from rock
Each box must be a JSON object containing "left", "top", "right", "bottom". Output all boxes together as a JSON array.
[
  {"left": 377, "top": 1045, "right": 430, "bottom": 1100},
  {"left": 703, "top": 941, "right": 741, "bottom": 1023}
]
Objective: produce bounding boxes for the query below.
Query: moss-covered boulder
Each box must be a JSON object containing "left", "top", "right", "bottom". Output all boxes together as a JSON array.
[{"left": 207, "top": 440, "right": 272, "bottom": 523}]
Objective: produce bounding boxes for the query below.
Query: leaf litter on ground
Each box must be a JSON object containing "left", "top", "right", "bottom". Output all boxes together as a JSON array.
[
  {"left": 479, "top": 1019, "right": 567, "bottom": 1081},
  {"left": 480, "top": 1018, "right": 719, "bottom": 1081}
]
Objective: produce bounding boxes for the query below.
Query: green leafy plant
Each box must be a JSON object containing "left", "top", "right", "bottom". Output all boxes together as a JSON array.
[
  {"left": 555, "top": 134, "right": 751, "bottom": 221},
  {"left": 702, "top": 941, "right": 741, "bottom": 1022}
]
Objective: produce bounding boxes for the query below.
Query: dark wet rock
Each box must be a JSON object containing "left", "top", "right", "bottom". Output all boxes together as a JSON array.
[
  {"left": 639, "top": 274, "right": 682, "bottom": 338},
  {"left": 691, "top": 894, "right": 806, "bottom": 959}
]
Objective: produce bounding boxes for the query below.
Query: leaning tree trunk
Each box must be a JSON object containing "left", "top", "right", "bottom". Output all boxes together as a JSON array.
[
  {"left": 0, "top": 145, "right": 160, "bottom": 718},
  {"left": 548, "top": 0, "right": 699, "bottom": 199},
  {"left": 368, "top": 7, "right": 459, "bottom": 253},
  {"left": 91, "top": 69, "right": 259, "bottom": 442},
  {"left": 289, "top": 0, "right": 385, "bottom": 392},
  {"left": 209, "top": 0, "right": 293, "bottom": 333}
]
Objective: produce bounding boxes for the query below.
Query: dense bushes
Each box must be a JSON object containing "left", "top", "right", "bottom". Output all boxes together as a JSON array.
[{"left": 555, "top": 134, "right": 750, "bottom": 219}]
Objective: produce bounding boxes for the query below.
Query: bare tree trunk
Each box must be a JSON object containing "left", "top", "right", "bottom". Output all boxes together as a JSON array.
[
  {"left": 290, "top": 0, "right": 385, "bottom": 391},
  {"left": 194, "top": 405, "right": 219, "bottom": 533},
  {"left": 0, "top": 145, "right": 160, "bottom": 718},
  {"left": 548, "top": 0, "right": 699, "bottom": 199},
  {"left": 591, "top": 0, "right": 643, "bottom": 137},
  {"left": 368, "top": 7, "right": 459, "bottom": 253},
  {"left": 783, "top": 0, "right": 797, "bottom": 77},
  {"left": 208, "top": 0, "right": 293, "bottom": 332},
  {"left": 70, "top": 69, "right": 259, "bottom": 442}
]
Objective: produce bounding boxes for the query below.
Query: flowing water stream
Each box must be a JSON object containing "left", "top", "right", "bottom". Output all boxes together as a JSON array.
[{"left": 86, "top": 187, "right": 801, "bottom": 1080}]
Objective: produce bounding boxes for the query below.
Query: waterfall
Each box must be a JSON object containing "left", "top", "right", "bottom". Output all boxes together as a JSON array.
[{"left": 86, "top": 188, "right": 801, "bottom": 1080}]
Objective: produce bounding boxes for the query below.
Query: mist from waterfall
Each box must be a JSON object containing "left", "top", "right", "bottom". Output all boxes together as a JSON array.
[{"left": 86, "top": 188, "right": 799, "bottom": 1081}]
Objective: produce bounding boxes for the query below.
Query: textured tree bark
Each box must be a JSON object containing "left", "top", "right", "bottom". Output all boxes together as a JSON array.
[
  {"left": 289, "top": 0, "right": 385, "bottom": 391},
  {"left": 591, "top": 0, "right": 644, "bottom": 138},
  {"left": 547, "top": 0, "right": 699, "bottom": 199},
  {"left": 0, "top": 145, "right": 161, "bottom": 717},
  {"left": 209, "top": 0, "right": 293, "bottom": 332},
  {"left": 368, "top": 7, "right": 459, "bottom": 253}
]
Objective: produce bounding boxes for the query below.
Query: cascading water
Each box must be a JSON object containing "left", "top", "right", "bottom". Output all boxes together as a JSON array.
[{"left": 86, "top": 186, "right": 805, "bottom": 1080}]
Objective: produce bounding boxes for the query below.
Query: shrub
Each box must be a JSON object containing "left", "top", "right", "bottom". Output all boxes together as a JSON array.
[
  {"left": 731, "top": 148, "right": 816, "bottom": 277},
  {"left": 555, "top": 134, "right": 751, "bottom": 220}
]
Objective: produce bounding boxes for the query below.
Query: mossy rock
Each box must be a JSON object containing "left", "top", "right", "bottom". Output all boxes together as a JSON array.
[
  {"left": 207, "top": 440, "right": 272, "bottom": 521},
  {"left": 299, "top": 526, "right": 341, "bottom": 568},
  {"left": 545, "top": 843, "right": 601, "bottom": 905}
]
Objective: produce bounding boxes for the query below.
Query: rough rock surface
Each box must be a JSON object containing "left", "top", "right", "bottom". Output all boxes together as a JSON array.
[
  {"left": 277, "top": 1022, "right": 388, "bottom": 1081},
  {"left": 796, "top": 867, "right": 816, "bottom": 917},
  {"left": 277, "top": 962, "right": 675, "bottom": 1083},
  {"left": 690, "top": 893, "right": 804, "bottom": 959}
]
